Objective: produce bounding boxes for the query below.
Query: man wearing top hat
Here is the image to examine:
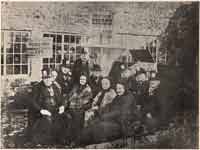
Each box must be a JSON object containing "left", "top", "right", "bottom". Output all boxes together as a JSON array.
[
  {"left": 72, "top": 47, "right": 90, "bottom": 85},
  {"left": 28, "top": 68, "right": 67, "bottom": 145}
]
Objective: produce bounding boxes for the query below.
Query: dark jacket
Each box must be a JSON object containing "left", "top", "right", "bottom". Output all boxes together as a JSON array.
[
  {"left": 28, "top": 81, "right": 66, "bottom": 145},
  {"left": 72, "top": 59, "right": 90, "bottom": 85},
  {"left": 56, "top": 72, "right": 73, "bottom": 96},
  {"left": 30, "top": 81, "right": 64, "bottom": 115}
]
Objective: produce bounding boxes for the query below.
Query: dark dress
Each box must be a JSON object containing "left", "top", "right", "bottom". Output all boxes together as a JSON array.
[
  {"left": 28, "top": 81, "right": 66, "bottom": 145},
  {"left": 78, "top": 91, "right": 138, "bottom": 146}
]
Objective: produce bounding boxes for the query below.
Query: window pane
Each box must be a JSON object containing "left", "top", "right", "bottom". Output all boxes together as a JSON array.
[
  {"left": 22, "top": 43, "right": 27, "bottom": 53},
  {"left": 22, "top": 65, "right": 28, "bottom": 74},
  {"left": 6, "top": 54, "right": 13, "bottom": 64},
  {"left": 64, "top": 44, "right": 69, "bottom": 52},
  {"left": 76, "top": 36, "right": 81, "bottom": 44},
  {"left": 14, "top": 43, "right": 21, "bottom": 53},
  {"left": 22, "top": 32, "right": 29, "bottom": 42},
  {"left": 70, "top": 36, "right": 75, "bottom": 43},
  {"left": 15, "top": 32, "right": 22, "bottom": 42},
  {"left": 43, "top": 58, "right": 49, "bottom": 63},
  {"left": 57, "top": 35, "right": 62, "bottom": 43},
  {"left": 21, "top": 54, "right": 28, "bottom": 64},
  {"left": 56, "top": 55, "right": 61, "bottom": 63},
  {"left": 64, "top": 35, "right": 70, "bottom": 43},
  {"left": 1, "top": 54, "right": 4, "bottom": 64},
  {"left": 6, "top": 65, "right": 13, "bottom": 74},
  {"left": 14, "top": 54, "right": 21, "bottom": 64},
  {"left": 14, "top": 65, "right": 20, "bottom": 74},
  {"left": 6, "top": 44, "right": 13, "bottom": 53},
  {"left": 50, "top": 58, "right": 55, "bottom": 63}
]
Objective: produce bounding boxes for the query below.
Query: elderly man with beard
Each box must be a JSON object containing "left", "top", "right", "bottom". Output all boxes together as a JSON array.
[{"left": 28, "top": 68, "right": 67, "bottom": 146}]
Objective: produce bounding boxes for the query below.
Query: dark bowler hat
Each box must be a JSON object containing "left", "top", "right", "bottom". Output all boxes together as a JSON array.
[{"left": 41, "top": 68, "right": 52, "bottom": 79}]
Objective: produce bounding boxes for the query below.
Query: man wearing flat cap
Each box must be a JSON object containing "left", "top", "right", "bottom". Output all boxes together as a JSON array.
[
  {"left": 28, "top": 68, "right": 67, "bottom": 145},
  {"left": 72, "top": 47, "right": 90, "bottom": 86}
]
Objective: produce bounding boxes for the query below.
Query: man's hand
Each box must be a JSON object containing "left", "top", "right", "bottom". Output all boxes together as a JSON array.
[
  {"left": 58, "top": 105, "right": 65, "bottom": 114},
  {"left": 40, "top": 109, "right": 52, "bottom": 116}
]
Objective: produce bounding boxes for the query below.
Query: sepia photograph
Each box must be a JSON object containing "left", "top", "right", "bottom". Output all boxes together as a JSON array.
[{"left": 0, "top": 1, "right": 199, "bottom": 148}]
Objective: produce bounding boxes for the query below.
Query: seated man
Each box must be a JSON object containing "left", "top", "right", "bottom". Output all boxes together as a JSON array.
[
  {"left": 77, "top": 79, "right": 138, "bottom": 146},
  {"left": 28, "top": 68, "right": 67, "bottom": 146}
]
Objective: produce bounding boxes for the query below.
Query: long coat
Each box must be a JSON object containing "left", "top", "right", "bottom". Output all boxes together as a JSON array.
[
  {"left": 79, "top": 92, "right": 138, "bottom": 146},
  {"left": 28, "top": 81, "right": 66, "bottom": 145}
]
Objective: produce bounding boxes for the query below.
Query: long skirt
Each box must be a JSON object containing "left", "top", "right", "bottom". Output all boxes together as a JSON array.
[{"left": 66, "top": 109, "right": 85, "bottom": 143}]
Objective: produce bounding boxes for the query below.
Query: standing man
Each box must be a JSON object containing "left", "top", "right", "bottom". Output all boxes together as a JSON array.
[{"left": 72, "top": 48, "right": 90, "bottom": 85}]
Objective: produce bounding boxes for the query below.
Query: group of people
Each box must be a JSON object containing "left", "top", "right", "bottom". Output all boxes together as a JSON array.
[{"left": 27, "top": 48, "right": 159, "bottom": 147}]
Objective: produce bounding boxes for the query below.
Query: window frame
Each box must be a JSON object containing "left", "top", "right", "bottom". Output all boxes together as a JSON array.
[
  {"left": 1, "top": 30, "right": 31, "bottom": 77},
  {"left": 42, "top": 32, "right": 83, "bottom": 70}
]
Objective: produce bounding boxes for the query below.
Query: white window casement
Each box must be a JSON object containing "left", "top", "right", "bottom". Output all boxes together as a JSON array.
[
  {"left": 1, "top": 30, "right": 31, "bottom": 77},
  {"left": 42, "top": 33, "right": 82, "bottom": 70}
]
